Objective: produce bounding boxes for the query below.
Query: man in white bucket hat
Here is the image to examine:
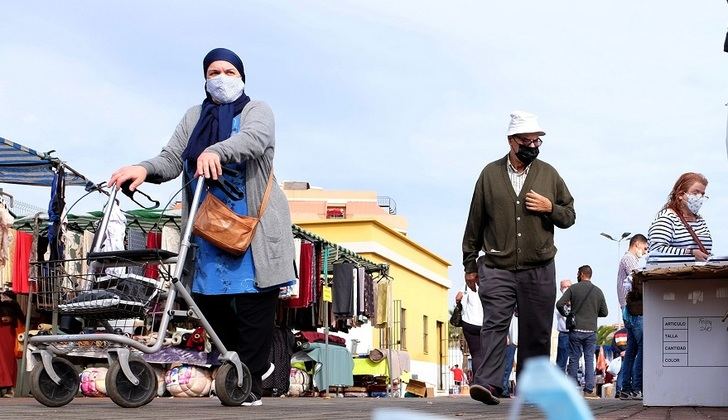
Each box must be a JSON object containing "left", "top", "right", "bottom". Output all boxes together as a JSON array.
[{"left": 462, "top": 110, "right": 575, "bottom": 405}]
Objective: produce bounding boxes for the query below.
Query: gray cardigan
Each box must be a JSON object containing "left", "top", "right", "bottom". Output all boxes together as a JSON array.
[{"left": 138, "top": 100, "right": 296, "bottom": 289}]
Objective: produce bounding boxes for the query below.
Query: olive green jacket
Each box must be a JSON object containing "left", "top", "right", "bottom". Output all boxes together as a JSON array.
[{"left": 462, "top": 155, "right": 575, "bottom": 272}]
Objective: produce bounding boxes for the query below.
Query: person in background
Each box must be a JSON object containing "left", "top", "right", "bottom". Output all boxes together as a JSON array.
[
  {"left": 501, "top": 314, "right": 518, "bottom": 398},
  {"left": 615, "top": 234, "right": 647, "bottom": 400},
  {"left": 109, "top": 48, "right": 296, "bottom": 407},
  {"left": 617, "top": 235, "right": 648, "bottom": 312},
  {"left": 456, "top": 282, "right": 484, "bottom": 380},
  {"left": 555, "top": 279, "right": 572, "bottom": 372},
  {"left": 0, "top": 290, "right": 24, "bottom": 397},
  {"left": 611, "top": 326, "right": 628, "bottom": 397},
  {"left": 462, "top": 111, "right": 576, "bottom": 405},
  {"left": 556, "top": 265, "right": 608, "bottom": 397},
  {"left": 648, "top": 172, "right": 712, "bottom": 260},
  {"left": 450, "top": 364, "right": 465, "bottom": 387}
]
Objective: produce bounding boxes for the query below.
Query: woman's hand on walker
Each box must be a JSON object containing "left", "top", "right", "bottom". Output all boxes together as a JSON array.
[
  {"left": 196, "top": 152, "right": 222, "bottom": 180},
  {"left": 109, "top": 165, "right": 147, "bottom": 191}
]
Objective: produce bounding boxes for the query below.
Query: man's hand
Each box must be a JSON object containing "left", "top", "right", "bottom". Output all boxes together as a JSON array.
[
  {"left": 464, "top": 272, "right": 478, "bottom": 291},
  {"left": 455, "top": 291, "right": 464, "bottom": 303},
  {"left": 525, "top": 189, "right": 553, "bottom": 213},
  {"left": 196, "top": 151, "right": 222, "bottom": 180}
]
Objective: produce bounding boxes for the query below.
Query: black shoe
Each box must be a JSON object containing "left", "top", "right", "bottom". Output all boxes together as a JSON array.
[{"left": 469, "top": 384, "right": 500, "bottom": 405}]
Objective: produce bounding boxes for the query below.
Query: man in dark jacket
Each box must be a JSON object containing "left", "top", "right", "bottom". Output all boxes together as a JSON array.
[
  {"left": 556, "top": 265, "right": 608, "bottom": 396},
  {"left": 463, "top": 111, "right": 576, "bottom": 405}
]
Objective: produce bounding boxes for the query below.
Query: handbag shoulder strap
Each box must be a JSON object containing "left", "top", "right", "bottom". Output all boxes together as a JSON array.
[
  {"left": 256, "top": 168, "right": 275, "bottom": 219},
  {"left": 571, "top": 283, "right": 595, "bottom": 316},
  {"left": 671, "top": 207, "right": 708, "bottom": 255}
]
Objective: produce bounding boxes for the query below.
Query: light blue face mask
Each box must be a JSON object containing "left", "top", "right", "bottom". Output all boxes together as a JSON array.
[
  {"left": 685, "top": 194, "right": 705, "bottom": 215},
  {"left": 205, "top": 75, "right": 245, "bottom": 104}
]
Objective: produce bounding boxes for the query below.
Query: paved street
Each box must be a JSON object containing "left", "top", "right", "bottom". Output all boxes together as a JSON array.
[{"left": 1, "top": 396, "right": 727, "bottom": 420}]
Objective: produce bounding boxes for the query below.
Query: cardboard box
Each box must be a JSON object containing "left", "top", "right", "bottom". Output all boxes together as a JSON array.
[
  {"left": 638, "top": 267, "right": 728, "bottom": 407},
  {"left": 425, "top": 387, "right": 435, "bottom": 398},
  {"left": 405, "top": 379, "right": 427, "bottom": 397}
]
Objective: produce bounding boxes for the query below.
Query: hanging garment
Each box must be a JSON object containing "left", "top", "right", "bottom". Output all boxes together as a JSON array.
[
  {"left": 0, "top": 313, "right": 21, "bottom": 387},
  {"left": 12, "top": 231, "right": 33, "bottom": 293},
  {"left": 352, "top": 267, "right": 358, "bottom": 321},
  {"left": 288, "top": 242, "right": 314, "bottom": 309},
  {"left": 292, "top": 238, "right": 301, "bottom": 298},
  {"left": 126, "top": 228, "right": 146, "bottom": 276},
  {"left": 0, "top": 205, "right": 14, "bottom": 268},
  {"left": 364, "top": 273, "right": 374, "bottom": 318},
  {"left": 375, "top": 279, "right": 389, "bottom": 326},
  {"left": 47, "top": 169, "right": 65, "bottom": 261},
  {"left": 160, "top": 225, "right": 180, "bottom": 280},
  {"left": 0, "top": 228, "right": 15, "bottom": 290},
  {"left": 370, "top": 275, "right": 378, "bottom": 325},
  {"left": 143, "top": 231, "right": 162, "bottom": 279},
  {"left": 332, "top": 262, "right": 355, "bottom": 316},
  {"left": 101, "top": 202, "right": 127, "bottom": 277},
  {"left": 63, "top": 230, "right": 84, "bottom": 277},
  {"left": 262, "top": 327, "right": 296, "bottom": 396},
  {"left": 357, "top": 267, "right": 366, "bottom": 316}
]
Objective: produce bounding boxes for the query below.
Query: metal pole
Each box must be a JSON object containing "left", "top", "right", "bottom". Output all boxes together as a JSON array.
[{"left": 323, "top": 246, "right": 330, "bottom": 398}]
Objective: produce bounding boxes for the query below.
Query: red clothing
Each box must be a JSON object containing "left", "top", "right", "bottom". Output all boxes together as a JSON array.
[
  {"left": 451, "top": 367, "right": 464, "bottom": 382},
  {"left": 288, "top": 242, "right": 314, "bottom": 308},
  {"left": 12, "top": 231, "right": 33, "bottom": 294},
  {"left": 143, "top": 231, "right": 162, "bottom": 279},
  {"left": 0, "top": 315, "right": 20, "bottom": 387}
]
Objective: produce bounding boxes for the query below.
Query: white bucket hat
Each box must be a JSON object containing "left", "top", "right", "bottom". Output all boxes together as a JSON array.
[{"left": 506, "top": 110, "right": 546, "bottom": 137}]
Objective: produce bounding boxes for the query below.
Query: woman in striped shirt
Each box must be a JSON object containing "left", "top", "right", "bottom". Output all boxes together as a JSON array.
[{"left": 648, "top": 172, "right": 712, "bottom": 261}]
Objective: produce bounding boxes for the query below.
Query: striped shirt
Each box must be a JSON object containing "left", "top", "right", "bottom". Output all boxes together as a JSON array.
[
  {"left": 617, "top": 252, "right": 640, "bottom": 308},
  {"left": 648, "top": 208, "right": 712, "bottom": 256},
  {"left": 507, "top": 159, "right": 531, "bottom": 195}
]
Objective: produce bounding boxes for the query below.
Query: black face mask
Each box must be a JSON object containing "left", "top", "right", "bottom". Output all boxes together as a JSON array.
[{"left": 516, "top": 146, "right": 539, "bottom": 165}]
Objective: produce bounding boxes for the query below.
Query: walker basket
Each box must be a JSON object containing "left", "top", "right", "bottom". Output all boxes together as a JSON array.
[{"left": 30, "top": 258, "right": 167, "bottom": 320}]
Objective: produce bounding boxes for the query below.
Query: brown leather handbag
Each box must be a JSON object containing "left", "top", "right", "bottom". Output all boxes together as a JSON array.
[{"left": 192, "top": 170, "right": 274, "bottom": 255}]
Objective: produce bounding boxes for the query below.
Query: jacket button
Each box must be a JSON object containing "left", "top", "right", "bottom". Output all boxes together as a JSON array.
[
  {"left": 517, "top": 248, "right": 522, "bottom": 253},
  {"left": 518, "top": 233, "right": 522, "bottom": 237},
  {"left": 516, "top": 217, "right": 521, "bottom": 221},
  {"left": 516, "top": 200, "right": 520, "bottom": 205}
]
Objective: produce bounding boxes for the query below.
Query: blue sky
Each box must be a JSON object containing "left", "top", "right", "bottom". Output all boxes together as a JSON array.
[{"left": 1, "top": 1, "right": 727, "bottom": 325}]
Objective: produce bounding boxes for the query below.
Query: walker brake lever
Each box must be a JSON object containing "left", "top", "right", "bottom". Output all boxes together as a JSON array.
[
  {"left": 120, "top": 180, "right": 161, "bottom": 210},
  {"left": 204, "top": 167, "right": 244, "bottom": 201}
]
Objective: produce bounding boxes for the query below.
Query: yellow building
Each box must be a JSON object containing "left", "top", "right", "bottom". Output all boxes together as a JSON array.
[{"left": 284, "top": 184, "right": 452, "bottom": 391}]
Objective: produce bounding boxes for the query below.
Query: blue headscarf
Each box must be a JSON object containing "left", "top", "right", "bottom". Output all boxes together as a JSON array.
[{"left": 181, "top": 48, "right": 251, "bottom": 167}]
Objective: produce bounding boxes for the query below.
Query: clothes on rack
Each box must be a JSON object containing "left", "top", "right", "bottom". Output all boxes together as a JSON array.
[
  {"left": 160, "top": 226, "right": 180, "bottom": 280},
  {"left": 126, "top": 228, "right": 146, "bottom": 276},
  {"left": 143, "top": 231, "right": 162, "bottom": 279},
  {"left": 102, "top": 201, "right": 127, "bottom": 277},
  {"left": 288, "top": 241, "right": 314, "bottom": 308},
  {"left": 333, "top": 262, "right": 355, "bottom": 316},
  {"left": 12, "top": 231, "right": 33, "bottom": 293},
  {"left": 0, "top": 228, "right": 16, "bottom": 290}
]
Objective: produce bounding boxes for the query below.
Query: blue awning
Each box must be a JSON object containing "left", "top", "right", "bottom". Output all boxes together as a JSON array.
[{"left": 0, "top": 137, "right": 94, "bottom": 188}]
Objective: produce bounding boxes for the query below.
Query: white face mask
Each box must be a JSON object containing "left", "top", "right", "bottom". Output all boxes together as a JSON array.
[
  {"left": 205, "top": 75, "right": 245, "bottom": 104},
  {"left": 685, "top": 194, "right": 705, "bottom": 215}
]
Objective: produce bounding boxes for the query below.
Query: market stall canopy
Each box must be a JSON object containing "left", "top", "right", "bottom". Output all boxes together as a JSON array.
[{"left": 0, "top": 137, "right": 94, "bottom": 188}]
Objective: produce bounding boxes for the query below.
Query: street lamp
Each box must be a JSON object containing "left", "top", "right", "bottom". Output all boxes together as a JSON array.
[{"left": 600, "top": 232, "right": 632, "bottom": 259}]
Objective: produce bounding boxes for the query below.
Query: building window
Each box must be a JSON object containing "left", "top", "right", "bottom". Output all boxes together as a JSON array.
[
  {"left": 423, "top": 315, "right": 429, "bottom": 354},
  {"left": 326, "top": 206, "right": 345, "bottom": 219},
  {"left": 400, "top": 308, "right": 407, "bottom": 350}
]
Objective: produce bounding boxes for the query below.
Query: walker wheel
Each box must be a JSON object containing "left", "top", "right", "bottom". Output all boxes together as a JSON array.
[
  {"left": 30, "top": 357, "right": 80, "bottom": 407},
  {"left": 106, "top": 355, "right": 158, "bottom": 408},
  {"left": 215, "top": 361, "right": 251, "bottom": 406}
]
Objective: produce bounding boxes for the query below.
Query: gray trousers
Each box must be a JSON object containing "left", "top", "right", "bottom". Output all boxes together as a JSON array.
[{"left": 473, "top": 259, "right": 556, "bottom": 392}]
